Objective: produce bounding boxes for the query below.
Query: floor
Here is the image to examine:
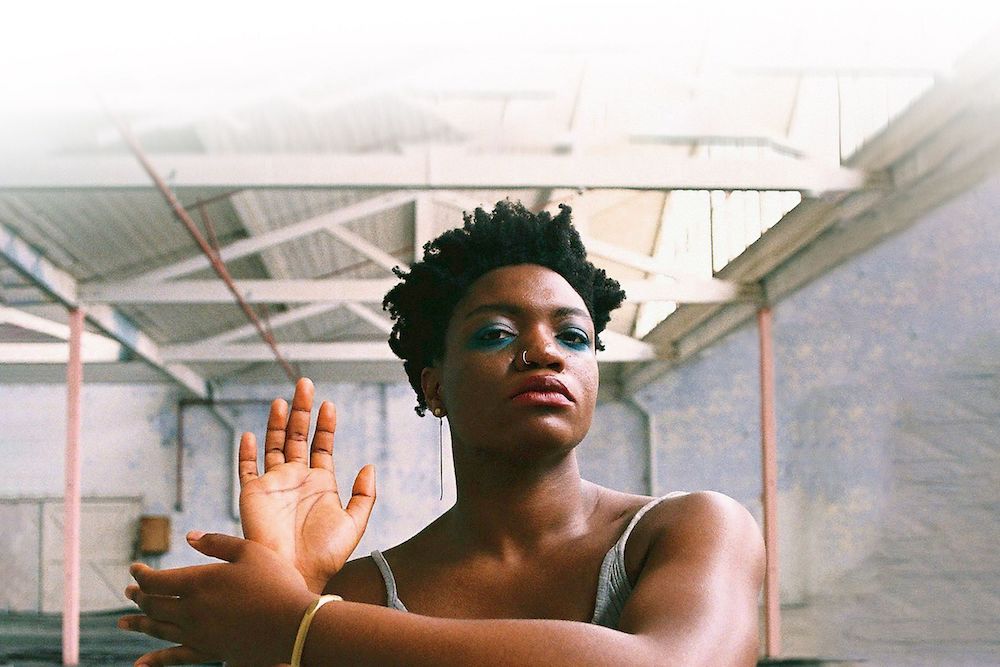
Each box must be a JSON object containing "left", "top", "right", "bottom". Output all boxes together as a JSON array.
[{"left": 0, "top": 611, "right": 220, "bottom": 666}]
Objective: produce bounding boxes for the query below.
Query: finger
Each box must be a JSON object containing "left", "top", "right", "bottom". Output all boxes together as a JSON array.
[
  {"left": 345, "top": 464, "right": 376, "bottom": 531},
  {"left": 283, "top": 377, "right": 315, "bottom": 465},
  {"left": 263, "top": 398, "right": 289, "bottom": 471},
  {"left": 186, "top": 530, "right": 245, "bottom": 563},
  {"left": 130, "top": 589, "right": 183, "bottom": 623},
  {"left": 130, "top": 563, "right": 193, "bottom": 597},
  {"left": 309, "top": 400, "right": 337, "bottom": 473},
  {"left": 133, "top": 644, "right": 215, "bottom": 667},
  {"left": 238, "top": 432, "right": 259, "bottom": 487},
  {"left": 117, "top": 614, "right": 183, "bottom": 643}
]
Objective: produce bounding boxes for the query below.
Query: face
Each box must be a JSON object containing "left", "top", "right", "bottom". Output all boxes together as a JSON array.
[{"left": 422, "top": 264, "right": 599, "bottom": 462}]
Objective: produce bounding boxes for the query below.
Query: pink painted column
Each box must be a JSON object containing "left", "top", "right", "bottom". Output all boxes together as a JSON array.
[
  {"left": 63, "top": 307, "right": 83, "bottom": 666},
  {"left": 757, "top": 306, "right": 781, "bottom": 657}
]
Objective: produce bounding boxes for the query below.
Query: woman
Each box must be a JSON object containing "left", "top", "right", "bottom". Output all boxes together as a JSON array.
[{"left": 120, "top": 201, "right": 765, "bottom": 666}]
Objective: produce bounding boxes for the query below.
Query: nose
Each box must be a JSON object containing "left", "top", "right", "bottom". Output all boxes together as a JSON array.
[{"left": 519, "top": 331, "right": 566, "bottom": 371}]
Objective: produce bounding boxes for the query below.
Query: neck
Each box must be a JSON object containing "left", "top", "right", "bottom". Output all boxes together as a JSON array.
[{"left": 445, "top": 441, "right": 598, "bottom": 558}]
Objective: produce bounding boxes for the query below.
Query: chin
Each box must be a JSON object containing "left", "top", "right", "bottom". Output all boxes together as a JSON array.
[{"left": 506, "top": 416, "right": 584, "bottom": 458}]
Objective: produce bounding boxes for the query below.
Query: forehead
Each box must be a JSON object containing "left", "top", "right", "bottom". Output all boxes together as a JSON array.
[{"left": 454, "top": 264, "right": 590, "bottom": 319}]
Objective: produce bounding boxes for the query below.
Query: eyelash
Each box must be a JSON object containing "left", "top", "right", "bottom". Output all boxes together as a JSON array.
[
  {"left": 471, "top": 326, "right": 591, "bottom": 349},
  {"left": 558, "top": 329, "right": 590, "bottom": 347},
  {"left": 473, "top": 326, "right": 515, "bottom": 346}
]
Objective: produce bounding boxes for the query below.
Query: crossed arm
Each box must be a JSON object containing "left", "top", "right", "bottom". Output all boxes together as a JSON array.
[{"left": 120, "top": 379, "right": 765, "bottom": 666}]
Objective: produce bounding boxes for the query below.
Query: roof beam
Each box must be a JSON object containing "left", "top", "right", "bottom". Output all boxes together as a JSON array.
[
  {"left": 0, "top": 224, "right": 78, "bottom": 304},
  {"left": 163, "top": 342, "right": 396, "bottom": 362},
  {"left": 0, "top": 150, "right": 867, "bottom": 194},
  {"left": 600, "top": 331, "right": 657, "bottom": 361},
  {"left": 581, "top": 235, "right": 756, "bottom": 293},
  {"left": 200, "top": 303, "right": 340, "bottom": 345},
  {"left": 344, "top": 302, "right": 394, "bottom": 334},
  {"left": 137, "top": 190, "right": 417, "bottom": 283},
  {"left": 0, "top": 342, "right": 122, "bottom": 363},
  {"left": 0, "top": 306, "right": 124, "bottom": 352},
  {"left": 0, "top": 223, "right": 210, "bottom": 397},
  {"left": 79, "top": 278, "right": 761, "bottom": 305},
  {"left": 81, "top": 279, "right": 399, "bottom": 304},
  {"left": 327, "top": 225, "right": 407, "bottom": 273}
]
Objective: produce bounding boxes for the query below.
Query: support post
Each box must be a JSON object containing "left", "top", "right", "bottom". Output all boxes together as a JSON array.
[
  {"left": 757, "top": 306, "right": 781, "bottom": 657},
  {"left": 63, "top": 307, "right": 83, "bottom": 666}
]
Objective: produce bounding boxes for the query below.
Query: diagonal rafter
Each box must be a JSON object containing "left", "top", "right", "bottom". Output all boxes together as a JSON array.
[
  {"left": 134, "top": 190, "right": 417, "bottom": 283},
  {"left": 0, "top": 223, "right": 209, "bottom": 397},
  {"left": 109, "top": 111, "right": 299, "bottom": 382}
]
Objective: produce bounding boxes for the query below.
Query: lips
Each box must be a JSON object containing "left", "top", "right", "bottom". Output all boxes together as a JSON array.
[{"left": 509, "top": 375, "right": 574, "bottom": 405}]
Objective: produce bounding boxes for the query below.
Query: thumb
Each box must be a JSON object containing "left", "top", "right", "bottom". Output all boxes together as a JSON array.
[
  {"left": 344, "top": 464, "right": 376, "bottom": 531},
  {"left": 186, "top": 531, "right": 245, "bottom": 563}
]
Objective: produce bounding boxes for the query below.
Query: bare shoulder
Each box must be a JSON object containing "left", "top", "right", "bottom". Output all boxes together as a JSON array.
[
  {"left": 657, "top": 491, "right": 760, "bottom": 534},
  {"left": 631, "top": 490, "right": 765, "bottom": 585},
  {"left": 324, "top": 554, "right": 388, "bottom": 606},
  {"left": 618, "top": 492, "right": 765, "bottom": 664},
  {"left": 625, "top": 491, "right": 765, "bottom": 589}
]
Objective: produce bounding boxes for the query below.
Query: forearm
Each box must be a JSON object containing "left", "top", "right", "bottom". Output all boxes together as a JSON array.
[{"left": 300, "top": 602, "right": 665, "bottom": 667}]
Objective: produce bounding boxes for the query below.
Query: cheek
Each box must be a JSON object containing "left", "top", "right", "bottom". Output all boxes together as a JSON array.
[
  {"left": 440, "top": 356, "right": 507, "bottom": 411},
  {"left": 573, "top": 359, "right": 599, "bottom": 420}
]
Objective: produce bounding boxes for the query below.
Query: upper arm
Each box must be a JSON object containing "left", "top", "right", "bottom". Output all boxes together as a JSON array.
[{"left": 617, "top": 491, "right": 765, "bottom": 666}]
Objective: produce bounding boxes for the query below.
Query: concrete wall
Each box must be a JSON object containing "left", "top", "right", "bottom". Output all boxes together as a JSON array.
[
  {"left": 2, "top": 173, "right": 997, "bottom": 661},
  {"left": 625, "top": 172, "right": 1000, "bottom": 665}
]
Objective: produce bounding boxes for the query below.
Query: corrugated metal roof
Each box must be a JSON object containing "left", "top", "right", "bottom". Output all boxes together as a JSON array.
[{"left": 2, "top": 27, "right": 996, "bottom": 390}]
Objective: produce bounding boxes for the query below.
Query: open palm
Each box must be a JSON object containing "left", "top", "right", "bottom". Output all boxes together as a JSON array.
[{"left": 238, "top": 378, "right": 376, "bottom": 594}]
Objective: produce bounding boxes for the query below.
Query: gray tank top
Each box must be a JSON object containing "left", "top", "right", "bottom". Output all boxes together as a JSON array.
[{"left": 370, "top": 492, "right": 686, "bottom": 630}]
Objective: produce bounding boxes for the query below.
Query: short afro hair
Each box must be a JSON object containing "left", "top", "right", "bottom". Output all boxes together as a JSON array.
[{"left": 382, "top": 199, "right": 626, "bottom": 415}]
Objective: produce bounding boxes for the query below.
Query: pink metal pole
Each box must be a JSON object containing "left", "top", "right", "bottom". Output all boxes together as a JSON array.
[
  {"left": 757, "top": 306, "right": 781, "bottom": 657},
  {"left": 63, "top": 307, "right": 83, "bottom": 666}
]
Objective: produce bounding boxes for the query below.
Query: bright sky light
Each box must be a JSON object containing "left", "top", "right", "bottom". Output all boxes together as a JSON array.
[{"left": 3, "top": 0, "right": 998, "bottom": 113}]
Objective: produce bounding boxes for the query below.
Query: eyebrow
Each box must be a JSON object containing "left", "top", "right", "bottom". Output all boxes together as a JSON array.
[{"left": 462, "top": 302, "right": 591, "bottom": 321}]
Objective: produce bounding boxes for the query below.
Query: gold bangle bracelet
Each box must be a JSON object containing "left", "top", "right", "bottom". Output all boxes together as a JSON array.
[{"left": 290, "top": 594, "right": 342, "bottom": 667}]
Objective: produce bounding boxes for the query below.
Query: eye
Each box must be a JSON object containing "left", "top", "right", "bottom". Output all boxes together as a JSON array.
[
  {"left": 558, "top": 328, "right": 591, "bottom": 348},
  {"left": 480, "top": 328, "right": 513, "bottom": 341},
  {"left": 469, "top": 325, "right": 516, "bottom": 349}
]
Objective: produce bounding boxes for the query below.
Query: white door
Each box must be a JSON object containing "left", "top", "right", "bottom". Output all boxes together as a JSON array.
[{"left": 41, "top": 498, "right": 141, "bottom": 612}]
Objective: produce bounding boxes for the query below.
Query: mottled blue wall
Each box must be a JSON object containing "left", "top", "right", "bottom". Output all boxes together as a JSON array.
[{"left": 624, "top": 172, "right": 1000, "bottom": 664}]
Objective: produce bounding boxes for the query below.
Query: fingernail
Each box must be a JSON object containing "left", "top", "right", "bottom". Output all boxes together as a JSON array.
[
  {"left": 117, "top": 618, "right": 129, "bottom": 630},
  {"left": 187, "top": 530, "right": 205, "bottom": 541}
]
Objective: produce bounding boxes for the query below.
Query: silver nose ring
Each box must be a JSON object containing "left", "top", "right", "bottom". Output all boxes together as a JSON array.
[{"left": 521, "top": 350, "right": 531, "bottom": 366}]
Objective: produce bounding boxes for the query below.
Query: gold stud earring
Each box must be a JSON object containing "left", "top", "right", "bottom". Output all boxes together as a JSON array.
[{"left": 432, "top": 407, "right": 444, "bottom": 418}]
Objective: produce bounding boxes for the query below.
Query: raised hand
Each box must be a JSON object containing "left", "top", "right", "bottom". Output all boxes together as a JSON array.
[{"left": 239, "top": 377, "right": 376, "bottom": 593}]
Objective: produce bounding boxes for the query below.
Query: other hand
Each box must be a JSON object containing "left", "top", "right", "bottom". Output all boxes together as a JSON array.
[{"left": 120, "top": 532, "right": 316, "bottom": 666}]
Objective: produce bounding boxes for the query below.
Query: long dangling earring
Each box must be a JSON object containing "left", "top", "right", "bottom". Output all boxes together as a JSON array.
[{"left": 432, "top": 407, "right": 445, "bottom": 500}]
